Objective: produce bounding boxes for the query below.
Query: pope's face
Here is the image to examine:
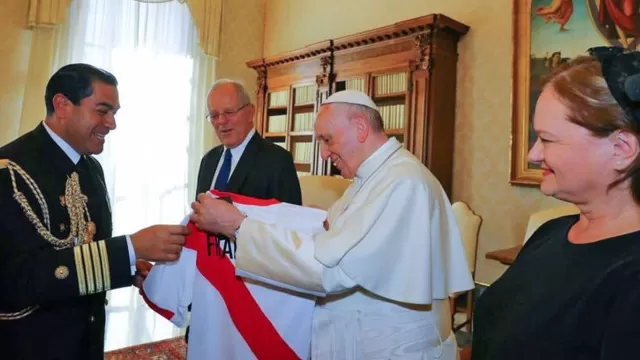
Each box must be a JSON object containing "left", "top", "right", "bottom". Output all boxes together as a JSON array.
[{"left": 314, "top": 104, "right": 361, "bottom": 179}]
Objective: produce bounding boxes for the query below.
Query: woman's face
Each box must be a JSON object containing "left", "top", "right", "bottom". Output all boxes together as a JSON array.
[{"left": 528, "top": 86, "right": 618, "bottom": 203}]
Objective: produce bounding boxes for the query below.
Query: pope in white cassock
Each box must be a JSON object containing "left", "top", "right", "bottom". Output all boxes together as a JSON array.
[{"left": 191, "top": 90, "right": 474, "bottom": 359}]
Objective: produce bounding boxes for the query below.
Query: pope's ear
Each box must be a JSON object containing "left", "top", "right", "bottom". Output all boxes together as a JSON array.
[{"left": 351, "top": 114, "right": 369, "bottom": 142}]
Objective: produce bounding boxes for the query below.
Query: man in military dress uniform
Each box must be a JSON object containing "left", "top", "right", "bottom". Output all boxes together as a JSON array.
[{"left": 0, "top": 63, "right": 189, "bottom": 360}]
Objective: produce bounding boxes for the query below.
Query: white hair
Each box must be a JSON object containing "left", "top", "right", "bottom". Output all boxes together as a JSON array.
[{"left": 209, "top": 78, "right": 251, "bottom": 105}]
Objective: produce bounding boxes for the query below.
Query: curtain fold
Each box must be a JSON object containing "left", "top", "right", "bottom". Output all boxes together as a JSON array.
[
  {"left": 128, "top": 0, "right": 225, "bottom": 58},
  {"left": 184, "top": 0, "right": 223, "bottom": 57},
  {"left": 10, "top": 1, "right": 73, "bottom": 144},
  {"left": 27, "top": 0, "right": 70, "bottom": 28},
  {"left": 188, "top": 52, "right": 216, "bottom": 201},
  {"left": 19, "top": 27, "right": 59, "bottom": 136}
]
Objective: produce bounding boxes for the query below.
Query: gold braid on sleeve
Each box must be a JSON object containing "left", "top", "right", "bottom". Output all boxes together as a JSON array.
[{"left": 0, "top": 159, "right": 97, "bottom": 320}]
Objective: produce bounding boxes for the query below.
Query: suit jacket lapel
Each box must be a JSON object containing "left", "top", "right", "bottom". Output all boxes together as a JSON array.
[
  {"left": 226, "top": 132, "right": 261, "bottom": 194},
  {"left": 199, "top": 147, "right": 223, "bottom": 194}
]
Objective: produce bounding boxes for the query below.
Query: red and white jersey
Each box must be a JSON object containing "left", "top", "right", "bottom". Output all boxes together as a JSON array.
[{"left": 142, "top": 190, "right": 327, "bottom": 360}]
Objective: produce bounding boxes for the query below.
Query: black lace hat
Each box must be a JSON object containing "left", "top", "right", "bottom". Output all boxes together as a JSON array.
[{"left": 588, "top": 46, "right": 640, "bottom": 131}]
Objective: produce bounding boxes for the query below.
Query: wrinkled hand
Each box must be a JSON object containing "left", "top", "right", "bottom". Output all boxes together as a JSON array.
[
  {"left": 190, "top": 193, "right": 245, "bottom": 238},
  {"left": 133, "top": 260, "right": 153, "bottom": 293},
  {"left": 131, "top": 225, "right": 190, "bottom": 262}
]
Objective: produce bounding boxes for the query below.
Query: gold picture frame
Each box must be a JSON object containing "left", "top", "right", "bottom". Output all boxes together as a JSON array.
[{"left": 510, "top": 0, "right": 542, "bottom": 186}]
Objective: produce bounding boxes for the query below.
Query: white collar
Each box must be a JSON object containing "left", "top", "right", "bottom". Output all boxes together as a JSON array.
[
  {"left": 355, "top": 137, "right": 401, "bottom": 183},
  {"left": 225, "top": 128, "right": 255, "bottom": 159},
  {"left": 42, "top": 121, "right": 82, "bottom": 164}
]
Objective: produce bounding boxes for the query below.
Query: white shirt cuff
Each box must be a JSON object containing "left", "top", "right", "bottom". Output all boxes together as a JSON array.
[{"left": 126, "top": 235, "right": 136, "bottom": 275}]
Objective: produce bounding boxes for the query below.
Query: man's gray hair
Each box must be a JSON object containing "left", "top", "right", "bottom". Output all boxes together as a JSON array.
[{"left": 210, "top": 79, "right": 252, "bottom": 106}]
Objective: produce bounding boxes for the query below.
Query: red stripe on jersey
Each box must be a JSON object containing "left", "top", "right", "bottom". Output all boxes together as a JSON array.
[
  {"left": 209, "top": 189, "right": 280, "bottom": 206},
  {"left": 141, "top": 288, "right": 175, "bottom": 321},
  {"left": 185, "top": 199, "right": 299, "bottom": 359}
]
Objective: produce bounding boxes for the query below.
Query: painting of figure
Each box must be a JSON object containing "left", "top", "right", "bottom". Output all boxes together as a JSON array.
[
  {"left": 511, "top": 0, "right": 640, "bottom": 184},
  {"left": 535, "top": 0, "right": 575, "bottom": 31}
]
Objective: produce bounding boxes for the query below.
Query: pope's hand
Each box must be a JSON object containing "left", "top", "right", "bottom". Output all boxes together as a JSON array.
[{"left": 190, "top": 193, "right": 245, "bottom": 238}]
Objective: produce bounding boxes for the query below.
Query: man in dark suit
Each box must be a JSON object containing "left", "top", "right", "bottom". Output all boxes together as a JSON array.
[
  {"left": 0, "top": 63, "right": 189, "bottom": 360},
  {"left": 179, "top": 79, "right": 301, "bottom": 342},
  {"left": 196, "top": 79, "right": 301, "bottom": 202}
]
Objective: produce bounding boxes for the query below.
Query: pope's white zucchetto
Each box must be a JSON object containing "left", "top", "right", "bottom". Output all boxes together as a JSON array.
[{"left": 321, "top": 90, "right": 379, "bottom": 111}]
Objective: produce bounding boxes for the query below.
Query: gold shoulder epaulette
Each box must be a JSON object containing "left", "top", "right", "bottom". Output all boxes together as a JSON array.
[{"left": 0, "top": 159, "right": 8, "bottom": 169}]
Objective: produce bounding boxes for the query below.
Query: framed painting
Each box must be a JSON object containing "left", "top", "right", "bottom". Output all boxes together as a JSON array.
[{"left": 510, "top": 0, "right": 639, "bottom": 185}]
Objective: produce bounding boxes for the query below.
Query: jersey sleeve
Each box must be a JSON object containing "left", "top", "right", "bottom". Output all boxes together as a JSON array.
[
  {"left": 235, "top": 202, "right": 331, "bottom": 297},
  {"left": 141, "top": 246, "right": 197, "bottom": 328}
]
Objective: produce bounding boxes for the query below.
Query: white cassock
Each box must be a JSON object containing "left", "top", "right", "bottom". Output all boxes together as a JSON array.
[{"left": 234, "top": 137, "right": 474, "bottom": 359}]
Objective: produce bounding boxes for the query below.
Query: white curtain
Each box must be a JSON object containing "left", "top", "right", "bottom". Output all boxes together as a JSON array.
[{"left": 53, "top": 0, "right": 215, "bottom": 350}]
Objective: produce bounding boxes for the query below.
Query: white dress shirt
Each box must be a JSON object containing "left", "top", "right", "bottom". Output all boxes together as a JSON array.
[{"left": 42, "top": 121, "right": 137, "bottom": 275}]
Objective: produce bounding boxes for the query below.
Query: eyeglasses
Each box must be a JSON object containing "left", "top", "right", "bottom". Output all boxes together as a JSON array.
[{"left": 206, "top": 103, "right": 250, "bottom": 122}]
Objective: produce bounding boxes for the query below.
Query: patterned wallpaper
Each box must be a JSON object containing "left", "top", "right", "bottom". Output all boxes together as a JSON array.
[{"left": 263, "top": 0, "right": 568, "bottom": 284}]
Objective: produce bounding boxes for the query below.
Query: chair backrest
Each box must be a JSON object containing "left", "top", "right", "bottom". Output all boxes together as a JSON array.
[
  {"left": 299, "top": 175, "right": 352, "bottom": 210},
  {"left": 451, "top": 201, "right": 482, "bottom": 274},
  {"left": 523, "top": 204, "right": 580, "bottom": 243}
]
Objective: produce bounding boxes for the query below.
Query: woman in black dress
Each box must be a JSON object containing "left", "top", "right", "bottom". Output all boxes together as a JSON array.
[{"left": 472, "top": 47, "right": 640, "bottom": 360}]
